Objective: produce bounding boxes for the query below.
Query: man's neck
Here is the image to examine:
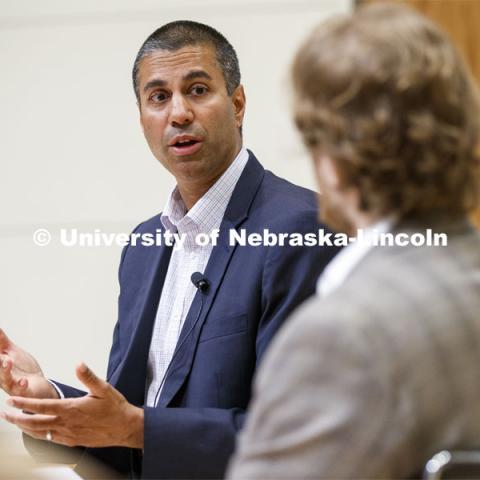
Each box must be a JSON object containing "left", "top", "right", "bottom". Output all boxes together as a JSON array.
[
  {"left": 176, "top": 145, "right": 243, "bottom": 211},
  {"left": 351, "top": 212, "right": 383, "bottom": 233},
  {"left": 178, "top": 181, "right": 218, "bottom": 211},
  {"left": 340, "top": 200, "right": 383, "bottom": 237}
]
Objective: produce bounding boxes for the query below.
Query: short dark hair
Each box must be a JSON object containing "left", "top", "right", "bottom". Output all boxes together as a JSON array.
[{"left": 132, "top": 20, "right": 241, "bottom": 101}]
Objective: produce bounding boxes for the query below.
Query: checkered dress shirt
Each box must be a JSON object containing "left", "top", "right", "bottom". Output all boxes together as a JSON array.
[{"left": 145, "top": 147, "right": 249, "bottom": 406}]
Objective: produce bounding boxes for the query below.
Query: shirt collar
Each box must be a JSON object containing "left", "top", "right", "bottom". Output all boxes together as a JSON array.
[
  {"left": 316, "top": 216, "right": 395, "bottom": 298},
  {"left": 161, "top": 147, "right": 249, "bottom": 236}
]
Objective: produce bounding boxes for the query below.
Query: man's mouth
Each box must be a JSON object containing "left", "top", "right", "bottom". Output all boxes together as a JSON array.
[
  {"left": 173, "top": 139, "right": 198, "bottom": 147},
  {"left": 169, "top": 136, "right": 203, "bottom": 156}
]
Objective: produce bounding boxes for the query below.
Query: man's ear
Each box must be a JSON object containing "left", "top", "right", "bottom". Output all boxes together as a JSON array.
[
  {"left": 232, "top": 85, "right": 246, "bottom": 129},
  {"left": 138, "top": 104, "right": 145, "bottom": 135},
  {"left": 315, "top": 152, "right": 341, "bottom": 190}
]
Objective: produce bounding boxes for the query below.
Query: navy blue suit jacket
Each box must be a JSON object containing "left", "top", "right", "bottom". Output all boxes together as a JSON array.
[{"left": 29, "top": 152, "right": 339, "bottom": 479}]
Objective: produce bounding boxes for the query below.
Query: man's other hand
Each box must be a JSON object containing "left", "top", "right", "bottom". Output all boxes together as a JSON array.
[
  {"left": 0, "top": 329, "right": 58, "bottom": 399},
  {"left": 1, "top": 363, "right": 144, "bottom": 449}
]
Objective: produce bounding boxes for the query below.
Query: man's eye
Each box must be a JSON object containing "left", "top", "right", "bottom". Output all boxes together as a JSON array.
[
  {"left": 151, "top": 92, "right": 168, "bottom": 102},
  {"left": 191, "top": 85, "right": 208, "bottom": 96}
]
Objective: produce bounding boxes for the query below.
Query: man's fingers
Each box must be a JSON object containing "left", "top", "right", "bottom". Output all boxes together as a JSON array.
[
  {"left": 0, "top": 354, "right": 12, "bottom": 373},
  {"left": 0, "top": 329, "right": 11, "bottom": 351},
  {"left": 21, "top": 428, "right": 75, "bottom": 447},
  {"left": 1, "top": 358, "right": 29, "bottom": 391},
  {"left": 0, "top": 410, "right": 58, "bottom": 432},
  {"left": 7, "top": 396, "right": 64, "bottom": 415},
  {"left": 10, "top": 377, "right": 28, "bottom": 396},
  {"left": 17, "top": 377, "right": 28, "bottom": 389},
  {"left": 21, "top": 427, "right": 45, "bottom": 441},
  {"left": 22, "top": 428, "right": 78, "bottom": 448},
  {"left": 76, "top": 363, "right": 109, "bottom": 397},
  {"left": 0, "top": 355, "right": 15, "bottom": 393}
]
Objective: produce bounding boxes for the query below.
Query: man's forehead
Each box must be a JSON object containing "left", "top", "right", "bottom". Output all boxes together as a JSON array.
[{"left": 138, "top": 45, "right": 219, "bottom": 83}]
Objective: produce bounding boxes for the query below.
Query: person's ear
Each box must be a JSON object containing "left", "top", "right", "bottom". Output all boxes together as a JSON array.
[
  {"left": 138, "top": 105, "right": 145, "bottom": 135},
  {"left": 315, "top": 152, "right": 341, "bottom": 190},
  {"left": 231, "top": 85, "right": 246, "bottom": 129}
]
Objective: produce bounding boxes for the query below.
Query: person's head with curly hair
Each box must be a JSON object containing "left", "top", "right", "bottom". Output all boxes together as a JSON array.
[{"left": 292, "top": 2, "right": 480, "bottom": 233}]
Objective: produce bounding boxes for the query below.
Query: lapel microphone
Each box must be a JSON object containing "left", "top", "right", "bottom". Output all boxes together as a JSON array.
[
  {"left": 152, "top": 271, "right": 210, "bottom": 407},
  {"left": 191, "top": 272, "right": 210, "bottom": 293}
]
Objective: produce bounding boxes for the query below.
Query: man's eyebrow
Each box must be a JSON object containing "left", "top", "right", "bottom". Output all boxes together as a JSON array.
[
  {"left": 142, "top": 71, "right": 212, "bottom": 93},
  {"left": 183, "top": 70, "right": 213, "bottom": 82},
  {"left": 143, "top": 79, "right": 166, "bottom": 93}
]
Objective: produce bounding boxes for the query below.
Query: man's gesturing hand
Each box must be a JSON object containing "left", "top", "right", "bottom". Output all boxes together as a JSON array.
[
  {"left": 1, "top": 363, "right": 144, "bottom": 449},
  {"left": 0, "top": 329, "right": 58, "bottom": 399}
]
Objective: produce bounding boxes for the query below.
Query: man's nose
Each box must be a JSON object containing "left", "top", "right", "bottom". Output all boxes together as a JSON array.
[{"left": 169, "top": 94, "right": 194, "bottom": 127}]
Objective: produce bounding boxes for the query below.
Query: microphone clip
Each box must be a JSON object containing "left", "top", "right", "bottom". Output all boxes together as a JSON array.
[{"left": 191, "top": 272, "right": 209, "bottom": 293}]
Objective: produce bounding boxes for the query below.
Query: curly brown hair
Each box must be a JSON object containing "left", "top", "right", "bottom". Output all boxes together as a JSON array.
[{"left": 292, "top": 2, "right": 480, "bottom": 219}]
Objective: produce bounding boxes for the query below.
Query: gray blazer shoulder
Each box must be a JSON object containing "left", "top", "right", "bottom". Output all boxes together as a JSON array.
[{"left": 228, "top": 221, "right": 480, "bottom": 479}]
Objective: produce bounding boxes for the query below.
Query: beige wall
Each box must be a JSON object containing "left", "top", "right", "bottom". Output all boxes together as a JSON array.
[{"left": 0, "top": 0, "right": 352, "bottom": 443}]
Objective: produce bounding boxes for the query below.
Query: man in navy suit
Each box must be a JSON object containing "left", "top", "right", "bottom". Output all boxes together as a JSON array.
[{"left": 0, "top": 21, "right": 338, "bottom": 478}]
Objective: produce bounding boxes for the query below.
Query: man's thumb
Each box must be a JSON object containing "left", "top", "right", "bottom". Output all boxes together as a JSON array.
[{"left": 76, "top": 363, "right": 108, "bottom": 396}]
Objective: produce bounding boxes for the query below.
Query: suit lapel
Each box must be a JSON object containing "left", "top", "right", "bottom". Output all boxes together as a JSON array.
[
  {"left": 158, "top": 152, "right": 265, "bottom": 407},
  {"left": 109, "top": 242, "right": 173, "bottom": 406}
]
